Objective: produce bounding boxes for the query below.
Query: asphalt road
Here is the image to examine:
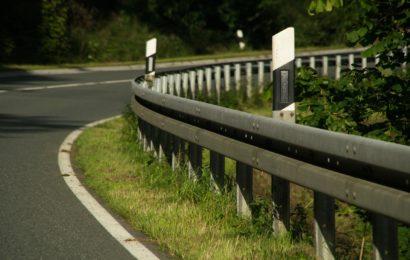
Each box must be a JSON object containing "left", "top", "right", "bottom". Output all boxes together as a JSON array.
[{"left": 0, "top": 69, "right": 159, "bottom": 259}]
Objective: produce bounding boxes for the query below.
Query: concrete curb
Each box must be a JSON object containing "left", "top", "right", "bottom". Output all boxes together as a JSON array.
[{"left": 58, "top": 115, "right": 160, "bottom": 260}]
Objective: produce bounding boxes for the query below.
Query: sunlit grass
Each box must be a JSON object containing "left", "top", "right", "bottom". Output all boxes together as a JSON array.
[{"left": 74, "top": 115, "right": 314, "bottom": 259}]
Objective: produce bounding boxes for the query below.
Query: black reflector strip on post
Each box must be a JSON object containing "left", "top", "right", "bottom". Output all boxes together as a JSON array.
[
  {"left": 145, "top": 54, "right": 156, "bottom": 74},
  {"left": 273, "top": 61, "right": 295, "bottom": 110}
]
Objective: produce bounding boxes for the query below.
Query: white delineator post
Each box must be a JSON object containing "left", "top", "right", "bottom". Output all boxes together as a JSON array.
[
  {"left": 272, "top": 28, "right": 335, "bottom": 258},
  {"left": 272, "top": 27, "right": 295, "bottom": 121},
  {"left": 236, "top": 29, "right": 245, "bottom": 50},
  {"left": 145, "top": 38, "right": 157, "bottom": 84},
  {"left": 271, "top": 27, "right": 294, "bottom": 236}
]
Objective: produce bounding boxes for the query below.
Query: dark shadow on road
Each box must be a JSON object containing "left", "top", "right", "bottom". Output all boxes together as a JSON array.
[
  {"left": 0, "top": 73, "right": 69, "bottom": 88},
  {"left": 0, "top": 113, "right": 86, "bottom": 137}
]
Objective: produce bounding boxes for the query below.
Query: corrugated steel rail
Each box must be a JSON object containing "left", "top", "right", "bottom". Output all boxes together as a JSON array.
[{"left": 131, "top": 48, "right": 409, "bottom": 259}]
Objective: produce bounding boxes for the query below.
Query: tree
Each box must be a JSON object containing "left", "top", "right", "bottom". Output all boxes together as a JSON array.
[{"left": 306, "top": 0, "right": 409, "bottom": 143}]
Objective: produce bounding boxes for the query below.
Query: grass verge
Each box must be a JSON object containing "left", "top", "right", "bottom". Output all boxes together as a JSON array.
[{"left": 74, "top": 111, "right": 314, "bottom": 259}]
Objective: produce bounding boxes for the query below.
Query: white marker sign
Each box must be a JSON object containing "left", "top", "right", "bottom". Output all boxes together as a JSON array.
[
  {"left": 145, "top": 38, "right": 157, "bottom": 77},
  {"left": 145, "top": 38, "right": 157, "bottom": 57},
  {"left": 272, "top": 27, "right": 295, "bottom": 71},
  {"left": 272, "top": 27, "right": 295, "bottom": 119}
]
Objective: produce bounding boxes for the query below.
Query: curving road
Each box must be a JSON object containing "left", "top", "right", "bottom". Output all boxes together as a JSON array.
[{"left": 0, "top": 68, "right": 166, "bottom": 259}]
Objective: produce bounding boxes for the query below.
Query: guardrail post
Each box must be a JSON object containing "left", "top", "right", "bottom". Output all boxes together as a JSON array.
[
  {"left": 362, "top": 57, "right": 367, "bottom": 69},
  {"left": 314, "top": 192, "right": 336, "bottom": 260},
  {"left": 188, "top": 143, "right": 202, "bottom": 180},
  {"left": 182, "top": 72, "right": 189, "bottom": 97},
  {"left": 224, "top": 65, "right": 231, "bottom": 91},
  {"left": 206, "top": 68, "right": 212, "bottom": 96},
  {"left": 310, "top": 56, "right": 315, "bottom": 69},
  {"left": 152, "top": 126, "right": 160, "bottom": 158},
  {"left": 155, "top": 78, "right": 161, "bottom": 93},
  {"left": 168, "top": 75, "right": 174, "bottom": 95},
  {"left": 322, "top": 56, "right": 328, "bottom": 76},
  {"left": 172, "top": 136, "right": 181, "bottom": 171},
  {"left": 189, "top": 71, "right": 196, "bottom": 99},
  {"left": 372, "top": 214, "right": 398, "bottom": 260},
  {"left": 335, "top": 55, "right": 341, "bottom": 80},
  {"left": 197, "top": 69, "right": 204, "bottom": 94},
  {"left": 145, "top": 38, "right": 157, "bottom": 85},
  {"left": 137, "top": 117, "right": 142, "bottom": 143},
  {"left": 141, "top": 120, "right": 149, "bottom": 152},
  {"left": 162, "top": 131, "right": 172, "bottom": 165},
  {"left": 271, "top": 177, "right": 290, "bottom": 234},
  {"left": 139, "top": 119, "right": 146, "bottom": 150},
  {"left": 175, "top": 73, "right": 181, "bottom": 97},
  {"left": 161, "top": 75, "right": 167, "bottom": 94},
  {"left": 246, "top": 62, "right": 252, "bottom": 98},
  {"left": 158, "top": 130, "right": 164, "bottom": 160},
  {"left": 258, "top": 61, "right": 264, "bottom": 93},
  {"left": 348, "top": 54, "right": 354, "bottom": 70},
  {"left": 271, "top": 27, "right": 295, "bottom": 234},
  {"left": 159, "top": 129, "right": 169, "bottom": 161},
  {"left": 296, "top": 58, "right": 302, "bottom": 68},
  {"left": 148, "top": 123, "right": 154, "bottom": 153},
  {"left": 210, "top": 151, "right": 225, "bottom": 193},
  {"left": 215, "top": 66, "right": 221, "bottom": 104},
  {"left": 236, "top": 162, "right": 252, "bottom": 217},
  {"left": 234, "top": 64, "right": 241, "bottom": 91}
]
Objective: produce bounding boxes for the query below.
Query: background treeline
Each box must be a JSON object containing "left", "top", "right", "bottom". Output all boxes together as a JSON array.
[{"left": 0, "top": 0, "right": 357, "bottom": 64}]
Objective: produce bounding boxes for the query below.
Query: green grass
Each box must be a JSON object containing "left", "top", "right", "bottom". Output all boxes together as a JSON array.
[{"left": 74, "top": 111, "right": 314, "bottom": 259}]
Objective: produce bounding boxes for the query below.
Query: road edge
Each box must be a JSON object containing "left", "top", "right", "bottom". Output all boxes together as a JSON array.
[{"left": 58, "top": 115, "right": 160, "bottom": 260}]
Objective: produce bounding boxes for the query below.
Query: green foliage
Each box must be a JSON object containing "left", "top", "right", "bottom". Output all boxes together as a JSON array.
[
  {"left": 305, "top": 0, "right": 410, "bottom": 144},
  {"left": 38, "top": 0, "right": 70, "bottom": 63},
  {"left": 308, "top": 0, "right": 343, "bottom": 15},
  {"left": 1, "top": 0, "right": 355, "bottom": 64},
  {"left": 0, "top": 0, "right": 42, "bottom": 62},
  {"left": 69, "top": 12, "right": 192, "bottom": 62},
  {"left": 399, "top": 225, "right": 410, "bottom": 260},
  {"left": 295, "top": 66, "right": 409, "bottom": 144}
]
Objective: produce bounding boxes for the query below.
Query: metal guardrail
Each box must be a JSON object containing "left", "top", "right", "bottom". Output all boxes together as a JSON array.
[{"left": 131, "top": 48, "right": 409, "bottom": 259}]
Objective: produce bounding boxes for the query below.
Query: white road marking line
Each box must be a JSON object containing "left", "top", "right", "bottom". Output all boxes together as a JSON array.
[
  {"left": 19, "top": 79, "right": 131, "bottom": 92},
  {"left": 58, "top": 116, "right": 159, "bottom": 260},
  {"left": 0, "top": 79, "right": 131, "bottom": 94}
]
